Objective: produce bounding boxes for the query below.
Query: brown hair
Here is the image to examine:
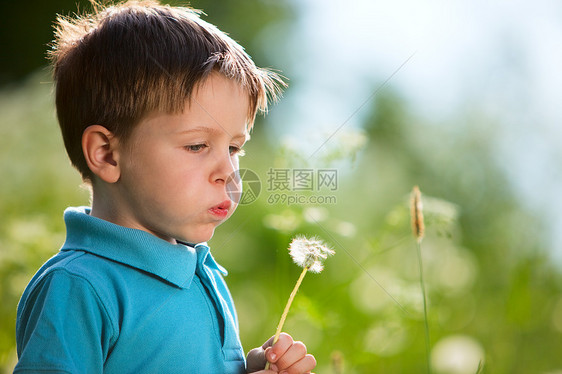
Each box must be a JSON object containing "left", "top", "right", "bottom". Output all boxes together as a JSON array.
[{"left": 50, "top": 0, "right": 284, "bottom": 182}]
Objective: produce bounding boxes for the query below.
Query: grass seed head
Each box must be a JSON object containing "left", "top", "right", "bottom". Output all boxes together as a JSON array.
[{"left": 411, "top": 185, "right": 425, "bottom": 243}]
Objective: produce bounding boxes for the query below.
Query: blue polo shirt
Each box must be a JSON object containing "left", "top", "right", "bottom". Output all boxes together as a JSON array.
[{"left": 15, "top": 207, "right": 246, "bottom": 373}]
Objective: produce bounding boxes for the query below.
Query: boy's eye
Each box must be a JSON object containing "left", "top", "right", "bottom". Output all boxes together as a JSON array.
[
  {"left": 229, "top": 146, "right": 245, "bottom": 156},
  {"left": 185, "top": 144, "right": 207, "bottom": 152}
]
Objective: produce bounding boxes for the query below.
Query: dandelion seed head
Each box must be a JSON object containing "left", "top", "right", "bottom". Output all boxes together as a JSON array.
[{"left": 289, "top": 235, "right": 335, "bottom": 273}]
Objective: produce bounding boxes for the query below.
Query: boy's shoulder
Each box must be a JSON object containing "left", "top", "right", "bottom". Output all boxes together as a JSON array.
[
  {"left": 23, "top": 248, "right": 122, "bottom": 299},
  {"left": 31, "top": 247, "right": 110, "bottom": 285},
  {"left": 15, "top": 250, "right": 120, "bottom": 373},
  {"left": 17, "top": 249, "right": 122, "bottom": 335}
]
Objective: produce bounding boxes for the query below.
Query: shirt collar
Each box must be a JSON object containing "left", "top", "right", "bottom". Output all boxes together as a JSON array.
[{"left": 60, "top": 206, "right": 227, "bottom": 289}]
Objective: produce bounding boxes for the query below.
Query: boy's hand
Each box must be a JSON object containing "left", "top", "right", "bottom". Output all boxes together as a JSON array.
[{"left": 246, "top": 333, "right": 316, "bottom": 373}]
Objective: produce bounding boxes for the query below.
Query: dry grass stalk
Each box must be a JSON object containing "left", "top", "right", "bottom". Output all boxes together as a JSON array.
[
  {"left": 411, "top": 185, "right": 431, "bottom": 373},
  {"left": 411, "top": 185, "right": 425, "bottom": 243}
]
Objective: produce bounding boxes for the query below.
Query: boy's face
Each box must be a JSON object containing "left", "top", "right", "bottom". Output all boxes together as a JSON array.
[{"left": 113, "top": 73, "right": 249, "bottom": 244}]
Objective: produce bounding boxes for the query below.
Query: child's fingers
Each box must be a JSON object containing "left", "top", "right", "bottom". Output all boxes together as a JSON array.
[
  {"left": 265, "top": 333, "right": 317, "bottom": 373},
  {"left": 266, "top": 333, "right": 293, "bottom": 363},
  {"left": 274, "top": 341, "right": 315, "bottom": 371},
  {"left": 281, "top": 354, "right": 317, "bottom": 374}
]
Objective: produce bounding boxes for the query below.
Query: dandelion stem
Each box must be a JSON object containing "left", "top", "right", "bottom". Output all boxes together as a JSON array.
[
  {"left": 265, "top": 266, "right": 309, "bottom": 370},
  {"left": 265, "top": 235, "right": 333, "bottom": 370},
  {"left": 417, "top": 239, "right": 431, "bottom": 374},
  {"left": 274, "top": 266, "right": 308, "bottom": 343}
]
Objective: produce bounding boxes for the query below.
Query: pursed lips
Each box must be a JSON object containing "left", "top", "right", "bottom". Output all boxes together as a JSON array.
[{"left": 208, "top": 199, "right": 232, "bottom": 219}]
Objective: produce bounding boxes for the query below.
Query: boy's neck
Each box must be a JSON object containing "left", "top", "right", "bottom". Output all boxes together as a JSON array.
[{"left": 89, "top": 185, "right": 178, "bottom": 245}]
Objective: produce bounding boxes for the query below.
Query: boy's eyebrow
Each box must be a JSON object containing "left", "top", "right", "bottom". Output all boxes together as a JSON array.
[{"left": 177, "top": 126, "right": 247, "bottom": 140}]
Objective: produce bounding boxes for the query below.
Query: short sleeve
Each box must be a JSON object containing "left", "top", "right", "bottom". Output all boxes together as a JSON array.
[{"left": 15, "top": 269, "right": 115, "bottom": 373}]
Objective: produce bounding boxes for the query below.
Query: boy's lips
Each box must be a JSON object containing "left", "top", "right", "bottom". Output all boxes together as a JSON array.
[{"left": 208, "top": 200, "right": 232, "bottom": 219}]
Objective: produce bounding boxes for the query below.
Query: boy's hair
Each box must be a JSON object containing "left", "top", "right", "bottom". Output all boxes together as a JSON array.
[{"left": 50, "top": 0, "right": 284, "bottom": 182}]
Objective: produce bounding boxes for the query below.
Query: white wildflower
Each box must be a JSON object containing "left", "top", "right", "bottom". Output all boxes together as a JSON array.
[{"left": 289, "top": 235, "right": 335, "bottom": 273}]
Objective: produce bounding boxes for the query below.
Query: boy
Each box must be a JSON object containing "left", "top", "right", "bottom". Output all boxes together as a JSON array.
[{"left": 14, "top": 1, "right": 316, "bottom": 373}]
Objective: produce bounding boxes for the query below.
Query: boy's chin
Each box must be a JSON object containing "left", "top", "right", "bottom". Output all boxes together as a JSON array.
[{"left": 177, "top": 229, "right": 216, "bottom": 246}]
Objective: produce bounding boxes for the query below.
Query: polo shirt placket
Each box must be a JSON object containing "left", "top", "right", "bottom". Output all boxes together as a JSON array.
[{"left": 194, "top": 244, "right": 244, "bottom": 362}]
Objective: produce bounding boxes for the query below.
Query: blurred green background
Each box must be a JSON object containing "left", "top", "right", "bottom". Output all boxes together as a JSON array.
[{"left": 2, "top": 1, "right": 562, "bottom": 373}]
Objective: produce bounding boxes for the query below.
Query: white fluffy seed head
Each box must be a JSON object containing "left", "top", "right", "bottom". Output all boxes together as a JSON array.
[{"left": 288, "top": 235, "right": 335, "bottom": 273}]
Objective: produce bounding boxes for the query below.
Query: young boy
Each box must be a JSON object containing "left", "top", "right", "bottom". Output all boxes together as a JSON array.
[{"left": 14, "top": 1, "right": 316, "bottom": 373}]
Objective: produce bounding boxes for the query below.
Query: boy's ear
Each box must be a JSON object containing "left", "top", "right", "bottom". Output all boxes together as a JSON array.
[{"left": 82, "top": 125, "right": 121, "bottom": 184}]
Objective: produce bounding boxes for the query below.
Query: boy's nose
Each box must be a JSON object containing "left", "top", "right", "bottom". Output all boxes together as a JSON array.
[{"left": 212, "top": 151, "right": 237, "bottom": 184}]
